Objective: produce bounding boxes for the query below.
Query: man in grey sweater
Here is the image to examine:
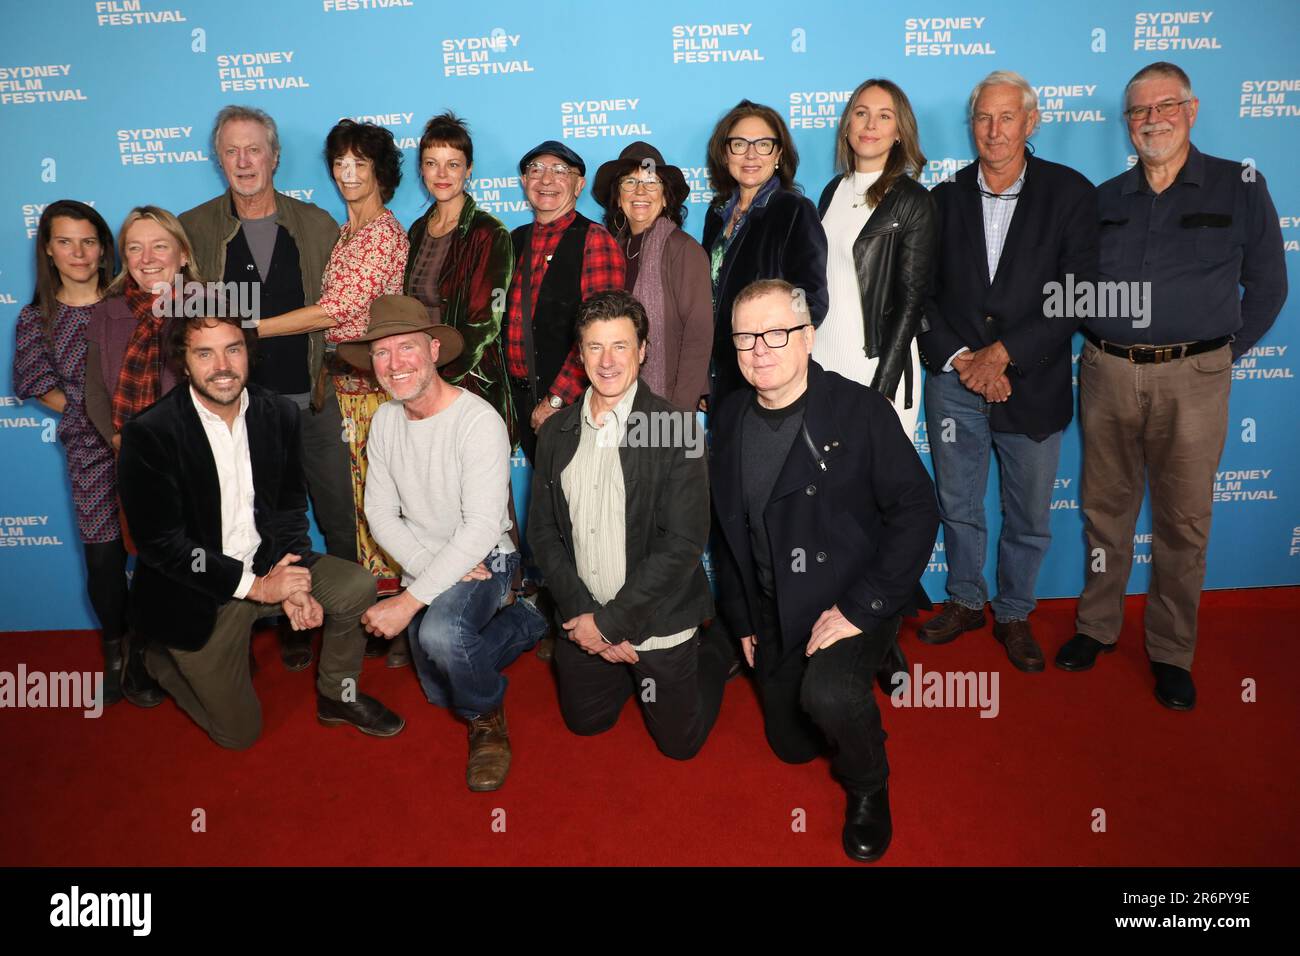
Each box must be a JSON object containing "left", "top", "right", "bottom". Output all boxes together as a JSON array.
[{"left": 339, "top": 295, "right": 548, "bottom": 792}]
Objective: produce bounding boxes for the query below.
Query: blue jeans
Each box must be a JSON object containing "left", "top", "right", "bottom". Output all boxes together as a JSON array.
[
  {"left": 406, "top": 550, "right": 548, "bottom": 719},
  {"left": 924, "top": 369, "right": 1063, "bottom": 622}
]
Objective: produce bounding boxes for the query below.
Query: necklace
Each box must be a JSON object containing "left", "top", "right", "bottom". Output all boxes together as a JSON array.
[
  {"left": 344, "top": 209, "right": 383, "bottom": 242},
  {"left": 851, "top": 171, "right": 880, "bottom": 209},
  {"left": 624, "top": 233, "right": 643, "bottom": 260}
]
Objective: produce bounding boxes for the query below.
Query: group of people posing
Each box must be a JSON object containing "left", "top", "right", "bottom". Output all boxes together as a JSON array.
[{"left": 14, "top": 61, "right": 1286, "bottom": 863}]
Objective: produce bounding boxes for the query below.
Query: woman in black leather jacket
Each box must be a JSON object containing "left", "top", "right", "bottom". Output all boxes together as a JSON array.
[
  {"left": 703, "top": 100, "right": 828, "bottom": 409},
  {"left": 815, "top": 78, "right": 937, "bottom": 439}
]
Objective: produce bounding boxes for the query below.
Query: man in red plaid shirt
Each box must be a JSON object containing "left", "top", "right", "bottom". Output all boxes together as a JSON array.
[{"left": 506, "top": 140, "right": 625, "bottom": 464}]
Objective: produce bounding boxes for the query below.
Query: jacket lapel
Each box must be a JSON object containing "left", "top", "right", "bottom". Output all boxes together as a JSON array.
[
  {"left": 174, "top": 386, "right": 224, "bottom": 549},
  {"left": 956, "top": 165, "right": 991, "bottom": 290},
  {"left": 989, "top": 153, "right": 1034, "bottom": 289}
]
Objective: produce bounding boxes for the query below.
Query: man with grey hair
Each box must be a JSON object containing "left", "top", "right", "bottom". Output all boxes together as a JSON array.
[
  {"left": 180, "top": 106, "right": 361, "bottom": 672},
  {"left": 1056, "top": 62, "right": 1286, "bottom": 710},
  {"left": 917, "top": 71, "right": 1097, "bottom": 671}
]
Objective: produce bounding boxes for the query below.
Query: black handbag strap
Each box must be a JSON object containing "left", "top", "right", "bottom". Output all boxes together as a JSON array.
[{"left": 518, "top": 224, "right": 539, "bottom": 410}]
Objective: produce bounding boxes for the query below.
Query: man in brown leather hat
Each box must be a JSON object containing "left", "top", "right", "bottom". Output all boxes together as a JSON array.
[{"left": 345, "top": 295, "right": 548, "bottom": 791}]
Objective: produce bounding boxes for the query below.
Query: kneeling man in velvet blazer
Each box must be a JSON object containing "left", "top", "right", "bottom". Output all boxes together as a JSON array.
[{"left": 117, "top": 313, "right": 404, "bottom": 749}]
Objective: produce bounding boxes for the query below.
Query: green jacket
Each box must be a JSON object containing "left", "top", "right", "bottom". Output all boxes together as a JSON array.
[
  {"left": 179, "top": 190, "right": 339, "bottom": 383},
  {"left": 404, "top": 193, "right": 517, "bottom": 440}
]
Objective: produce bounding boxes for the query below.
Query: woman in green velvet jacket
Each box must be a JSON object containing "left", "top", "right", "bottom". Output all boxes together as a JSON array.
[{"left": 403, "top": 112, "right": 516, "bottom": 442}]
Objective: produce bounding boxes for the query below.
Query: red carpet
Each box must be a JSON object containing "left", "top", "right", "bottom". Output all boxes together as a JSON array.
[{"left": 2, "top": 588, "right": 1297, "bottom": 867}]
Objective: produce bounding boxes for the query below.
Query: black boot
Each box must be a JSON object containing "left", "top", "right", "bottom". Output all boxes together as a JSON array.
[
  {"left": 276, "top": 619, "right": 314, "bottom": 671},
  {"left": 121, "top": 631, "right": 164, "bottom": 708},
  {"left": 876, "top": 640, "right": 909, "bottom": 695},
  {"left": 101, "top": 637, "right": 124, "bottom": 707},
  {"left": 843, "top": 784, "right": 892, "bottom": 863}
]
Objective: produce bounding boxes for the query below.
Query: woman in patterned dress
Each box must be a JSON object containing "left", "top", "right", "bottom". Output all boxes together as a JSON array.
[
  {"left": 12, "top": 201, "right": 130, "bottom": 704},
  {"left": 255, "top": 120, "right": 409, "bottom": 597}
]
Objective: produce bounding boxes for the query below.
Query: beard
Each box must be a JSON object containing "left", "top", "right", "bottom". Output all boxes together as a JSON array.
[
  {"left": 192, "top": 371, "right": 246, "bottom": 407},
  {"left": 380, "top": 364, "right": 436, "bottom": 402}
]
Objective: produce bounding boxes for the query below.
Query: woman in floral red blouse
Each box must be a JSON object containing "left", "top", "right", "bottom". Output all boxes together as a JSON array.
[{"left": 256, "top": 120, "right": 409, "bottom": 595}]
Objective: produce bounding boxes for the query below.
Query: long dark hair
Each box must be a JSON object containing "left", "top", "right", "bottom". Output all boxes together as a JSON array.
[
  {"left": 706, "top": 99, "right": 800, "bottom": 209},
  {"left": 834, "top": 78, "right": 927, "bottom": 208},
  {"left": 29, "top": 200, "right": 115, "bottom": 335}
]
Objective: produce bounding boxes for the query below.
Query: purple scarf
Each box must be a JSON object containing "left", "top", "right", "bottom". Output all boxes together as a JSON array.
[{"left": 629, "top": 216, "right": 674, "bottom": 396}]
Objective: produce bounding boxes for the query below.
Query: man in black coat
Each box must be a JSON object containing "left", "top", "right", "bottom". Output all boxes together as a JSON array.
[
  {"left": 528, "top": 291, "right": 733, "bottom": 760},
  {"left": 117, "top": 314, "right": 404, "bottom": 749},
  {"left": 917, "top": 70, "right": 1098, "bottom": 671},
  {"left": 710, "top": 278, "right": 939, "bottom": 862}
]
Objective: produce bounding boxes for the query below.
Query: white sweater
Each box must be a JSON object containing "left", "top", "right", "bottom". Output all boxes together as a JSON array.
[{"left": 364, "top": 388, "right": 515, "bottom": 605}]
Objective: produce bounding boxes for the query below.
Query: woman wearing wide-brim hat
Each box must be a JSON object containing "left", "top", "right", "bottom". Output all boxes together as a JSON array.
[{"left": 592, "top": 141, "right": 713, "bottom": 412}]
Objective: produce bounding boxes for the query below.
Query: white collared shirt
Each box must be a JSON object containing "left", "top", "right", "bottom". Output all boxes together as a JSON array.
[{"left": 190, "top": 386, "right": 261, "bottom": 599}]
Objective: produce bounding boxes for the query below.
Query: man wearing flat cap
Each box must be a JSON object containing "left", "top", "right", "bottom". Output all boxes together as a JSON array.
[
  {"left": 505, "top": 140, "right": 626, "bottom": 464},
  {"left": 346, "top": 295, "right": 549, "bottom": 791}
]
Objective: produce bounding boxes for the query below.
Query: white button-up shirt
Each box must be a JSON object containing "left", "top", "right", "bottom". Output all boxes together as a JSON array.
[{"left": 190, "top": 386, "right": 261, "bottom": 599}]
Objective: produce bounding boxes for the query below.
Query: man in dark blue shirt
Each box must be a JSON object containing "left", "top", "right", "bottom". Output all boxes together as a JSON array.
[{"left": 1055, "top": 62, "right": 1287, "bottom": 710}]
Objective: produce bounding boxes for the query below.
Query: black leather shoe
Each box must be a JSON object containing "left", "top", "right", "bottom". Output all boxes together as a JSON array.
[
  {"left": 277, "top": 621, "right": 314, "bottom": 672},
  {"left": 317, "top": 691, "right": 405, "bottom": 737},
  {"left": 1152, "top": 663, "right": 1196, "bottom": 711},
  {"left": 121, "top": 632, "right": 164, "bottom": 708},
  {"left": 364, "top": 634, "right": 389, "bottom": 658},
  {"left": 876, "top": 640, "right": 909, "bottom": 694},
  {"left": 1055, "top": 633, "right": 1116, "bottom": 672},
  {"left": 843, "top": 785, "right": 892, "bottom": 863},
  {"left": 386, "top": 632, "right": 412, "bottom": 669}
]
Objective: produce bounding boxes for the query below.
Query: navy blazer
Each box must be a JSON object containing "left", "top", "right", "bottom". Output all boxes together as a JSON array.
[
  {"left": 709, "top": 362, "right": 938, "bottom": 662},
  {"left": 918, "top": 151, "right": 1098, "bottom": 437},
  {"left": 118, "top": 383, "right": 317, "bottom": 651}
]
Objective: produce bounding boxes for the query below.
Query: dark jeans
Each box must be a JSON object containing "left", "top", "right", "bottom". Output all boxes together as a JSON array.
[
  {"left": 555, "top": 625, "right": 731, "bottom": 760},
  {"left": 293, "top": 383, "right": 358, "bottom": 563},
  {"left": 144, "top": 554, "right": 373, "bottom": 749},
  {"left": 407, "top": 550, "right": 548, "bottom": 719},
  {"left": 755, "top": 597, "right": 897, "bottom": 793}
]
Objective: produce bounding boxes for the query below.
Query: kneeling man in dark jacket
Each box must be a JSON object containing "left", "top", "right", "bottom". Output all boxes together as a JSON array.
[
  {"left": 118, "top": 313, "right": 403, "bottom": 749},
  {"left": 529, "top": 291, "right": 735, "bottom": 760},
  {"left": 710, "top": 278, "right": 939, "bottom": 862}
]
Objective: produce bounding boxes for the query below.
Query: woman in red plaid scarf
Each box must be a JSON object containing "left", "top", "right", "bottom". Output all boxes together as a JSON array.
[{"left": 83, "top": 205, "right": 201, "bottom": 707}]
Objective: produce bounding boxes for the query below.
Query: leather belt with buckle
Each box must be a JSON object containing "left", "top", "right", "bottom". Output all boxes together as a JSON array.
[{"left": 1084, "top": 332, "right": 1231, "bottom": 365}]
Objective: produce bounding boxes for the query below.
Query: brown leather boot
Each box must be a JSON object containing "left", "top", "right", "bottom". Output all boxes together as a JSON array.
[
  {"left": 917, "top": 601, "right": 986, "bottom": 645},
  {"left": 466, "top": 707, "right": 511, "bottom": 791}
]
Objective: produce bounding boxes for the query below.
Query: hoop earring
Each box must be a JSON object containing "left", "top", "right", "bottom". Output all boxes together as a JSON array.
[{"left": 613, "top": 212, "right": 628, "bottom": 234}]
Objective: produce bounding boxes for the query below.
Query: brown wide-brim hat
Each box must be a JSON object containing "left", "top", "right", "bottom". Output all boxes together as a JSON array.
[
  {"left": 336, "top": 294, "right": 465, "bottom": 372},
  {"left": 591, "top": 141, "right": 689, "bottom": 209}
]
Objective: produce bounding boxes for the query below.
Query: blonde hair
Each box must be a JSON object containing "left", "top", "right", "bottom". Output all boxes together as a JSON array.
[{"left": 106, "top": 205, "right": 202, "bottom": 296}]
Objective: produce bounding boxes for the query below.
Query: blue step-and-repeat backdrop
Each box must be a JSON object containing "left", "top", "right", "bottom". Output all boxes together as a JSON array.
[{"left": 2, "top": 0, "right": 1297, "bottom": 631}]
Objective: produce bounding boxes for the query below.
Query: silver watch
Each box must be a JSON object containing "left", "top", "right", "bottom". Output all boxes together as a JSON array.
[{"left": 548, "top": 394, "right": 563, "bottom": 409}]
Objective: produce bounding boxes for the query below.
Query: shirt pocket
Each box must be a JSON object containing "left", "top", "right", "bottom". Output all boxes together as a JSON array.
[
  {"left": 1098, "top": 217, "right": 1131, "bottom": 279},
  {"left": 1179, "top": 212, "right": 1235, "bottom": 266}
]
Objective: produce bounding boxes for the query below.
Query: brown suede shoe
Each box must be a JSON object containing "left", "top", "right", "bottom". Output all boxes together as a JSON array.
[
  {"left": 917, "top": 601, "right": 986, "bottom": 645},
  {"left": 466, "top": 707, "right": 511, "bottom": 791},
  {"left": 993, "top": 619, "right": 1045, "bottom": 673}
]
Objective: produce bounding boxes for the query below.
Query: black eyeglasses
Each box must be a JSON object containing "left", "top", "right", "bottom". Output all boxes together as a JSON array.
[
  {"left": 725, "top": 136, "right": 779, "bottom": 156},
  {"left": 732, "top": 324, "right": 810, "bottom": 351}
]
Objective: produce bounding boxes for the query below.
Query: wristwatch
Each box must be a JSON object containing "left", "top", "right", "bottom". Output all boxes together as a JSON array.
[{"left": 547, "top": 394, "right": 563, "bottom": 409}]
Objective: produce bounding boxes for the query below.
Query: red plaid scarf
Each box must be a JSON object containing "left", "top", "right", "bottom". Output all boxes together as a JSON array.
[{"left": 111, "top": 275, "right": 166, "bottom": 432}]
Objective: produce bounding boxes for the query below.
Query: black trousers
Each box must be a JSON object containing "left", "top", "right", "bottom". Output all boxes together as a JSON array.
[
  {"left": 555, "top": 626, "right": 730, "bottom": 760},
  {"left": 83, "top": 539, "right": 128, "bottom": 643},
  {"left": 508, "top": 379, "right": 539, "bottom": 464},
  {"left": 754, "top": 596, "right": 896, "bottom": 793}
]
